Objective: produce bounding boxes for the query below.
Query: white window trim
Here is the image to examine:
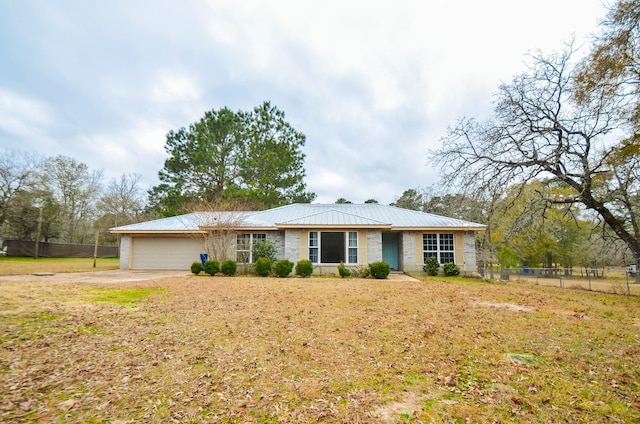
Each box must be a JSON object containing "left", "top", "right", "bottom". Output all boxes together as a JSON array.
[
  {"left": 423, "top": 233, "right": 455, "bottom": 264},
  {"left": 237, "top": 233, "right": 267, "bottom": 263},
  {"left": 309, "top": 231, "right": 359, "bottom": 264}
]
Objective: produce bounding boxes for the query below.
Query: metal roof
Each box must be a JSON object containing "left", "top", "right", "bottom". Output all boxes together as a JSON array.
[{"left": 111, "top": 203, "right": 486, "bottom": 233}]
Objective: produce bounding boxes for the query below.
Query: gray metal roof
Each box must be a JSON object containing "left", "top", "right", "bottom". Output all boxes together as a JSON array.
[{"left": 111, "top": 203, "right": 486, "bottom": 233}]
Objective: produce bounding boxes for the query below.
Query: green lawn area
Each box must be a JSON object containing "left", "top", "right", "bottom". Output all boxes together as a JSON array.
[
  {"left": 0, "top": 257, "right": 119, "bottom": 275},
  {"left": 0, "top": 275, "right": 638, "bottom": 423}
]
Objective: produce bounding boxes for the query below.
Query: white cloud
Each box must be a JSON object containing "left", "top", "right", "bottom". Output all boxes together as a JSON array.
[
  {"left": 150, "top": 73, "right": 202, "bottom": 103},
  {"left": 0, "top": 87, "right": 55, "bottom": 141},
  {"left": 0, "top": 0, "right": 609, "bottom": 205}
]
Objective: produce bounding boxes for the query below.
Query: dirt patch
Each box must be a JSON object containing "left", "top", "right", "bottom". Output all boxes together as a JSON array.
[
  {"left": 371, "top": 393, "right": 425, "bottom": 423},
  {"left": 470, "top": 299, "right": 532, "bottom": 312}
]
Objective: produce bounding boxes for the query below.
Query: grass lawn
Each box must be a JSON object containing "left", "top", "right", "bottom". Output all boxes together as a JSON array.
[
  {"left": 0, "top": 257, "right": 119, "bottom": 275},
  {"left": 0, "top": 275, "right": 638, "bottom": 423}
]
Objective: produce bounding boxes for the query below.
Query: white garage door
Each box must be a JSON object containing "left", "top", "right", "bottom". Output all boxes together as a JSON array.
[{"left": 131, "top": 237, "right": 203, "bottom": 270}]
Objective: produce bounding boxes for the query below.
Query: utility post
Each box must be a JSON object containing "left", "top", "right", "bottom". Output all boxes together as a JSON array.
[
  {"left": 93, "top": 228, "right": 100, "bottom": 268},
  {"left": 34, "top": 201, "right": 44, "bottom": 260}
]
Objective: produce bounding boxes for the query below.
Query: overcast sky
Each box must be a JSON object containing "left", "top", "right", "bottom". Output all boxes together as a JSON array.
[{"left": 0, "top": 0, "right": 608, "bottom": 204}]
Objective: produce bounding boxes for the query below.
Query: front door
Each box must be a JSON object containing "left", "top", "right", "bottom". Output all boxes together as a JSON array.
[{"left": 382, "top": 232, "right": 399, "bottom": 270}]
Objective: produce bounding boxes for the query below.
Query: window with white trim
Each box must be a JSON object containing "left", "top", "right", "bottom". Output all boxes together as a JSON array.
[
  {"left": 308, "top": 231, "right": 358, "bottom": 264},
  {"left": 236, "top": 233, "right": 267, "bottom": 263},
  {"left": 423, "top": 233, "right": 455, "bottom": 264},
  {"left": 348, "top": 231, "right": 358, "bottom": 263},
  {"left": 309, "top": 231, "right": 319, "bottom": 263}
]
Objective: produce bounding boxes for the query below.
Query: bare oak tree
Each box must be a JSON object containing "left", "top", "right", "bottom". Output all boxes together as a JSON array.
[
  {"left": 183, "top": 199, "right": 249, "bottom": 263},
  {"left": 434, "top": 44, "right": 640, "bottom": 281}
]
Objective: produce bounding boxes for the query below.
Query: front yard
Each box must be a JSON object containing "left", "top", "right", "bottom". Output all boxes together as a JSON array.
[{"left": 1, "top": 275, "right": 638, "bottom": 422}]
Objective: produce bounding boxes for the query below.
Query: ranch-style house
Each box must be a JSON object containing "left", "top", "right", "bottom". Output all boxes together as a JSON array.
[{"left": 110, "top": 203, "right": 486, "bottom": 275}]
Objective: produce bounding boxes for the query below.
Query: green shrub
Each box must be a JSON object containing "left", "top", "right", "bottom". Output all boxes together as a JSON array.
[
  {"left": 220, "top": 259, "right": 237, "bottom": 276},
  {"left": 274, "top": 259, "right": 294, "bottom": 277},
  {"left": 295, "top": 259, "right": 313, "bottom": 277},
  {"left": 255, "top": 257, "right": 272, "bottom": 277},
  {"left": 369, "top": 261, "right": 390, "bottom": 279},
  {"left": 423, "top": 256, "right": 439, "bottom": 276},
  {"left": 190, "top": 261, "right": 203, "bottom": 275},
  {"left": 203, "top": 259, "right": 219, "bottom": 276},
  {"left": 252, "top": 240, "right": 277, "bottom": 263},
  {"left": 338, "top": 261, "right": 351, "bottom": 278},
  {"left": 352, "top": 264, "right": 370, "bottom": 278},
  {"left": 443, "top": 262, "right": 460, "bottom": 276}
]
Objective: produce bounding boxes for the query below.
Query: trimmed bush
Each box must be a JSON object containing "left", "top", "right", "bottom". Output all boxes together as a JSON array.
[
  {"left": 443, "top": 262, "right": 460, "bottom": 276},
  {"left": 295, "top": 259, "right": 313, "bottom": 277},
  {"left": 423, "top": 256, "right": 439, "bottom": 276},
  {"left": 190, "top": 261, "right": 203, "bottom": 275},
  {"left": 338, "top": 262, "right": 351, "bottom": 278},
  {"left": 203, "top": 259, "right": 220, "bottom": 276},
  {"left": 252, "top": 240, "right": 277, "bottom": 263},
  {"left": 369, "top": 261, "right": 390, "bottom": 279},
  {"left": 255, "top": 257, "right": 272, "bottom": 277},
  {"left": 220, "top": 259, "right": 237, "bottom": 276},
  {"left": 274, "top": 259, "right": 294, "bottom": 277}
]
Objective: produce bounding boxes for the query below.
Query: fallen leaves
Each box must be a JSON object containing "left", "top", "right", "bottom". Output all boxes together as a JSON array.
[{"left": 0, "top": 276, "right": 638, "bottom": 422}]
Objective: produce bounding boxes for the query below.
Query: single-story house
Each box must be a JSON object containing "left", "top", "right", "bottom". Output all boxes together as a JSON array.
[{"left": 110, "top": 203, "right": 486, "bottom": 275}]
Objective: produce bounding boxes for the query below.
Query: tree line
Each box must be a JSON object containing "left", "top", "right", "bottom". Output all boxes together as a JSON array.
[
  {"left": 0, "top": 151, "right": 148, "bottom": 245},
  {"left": 391, "top": 184, "right": 634, "bottom": 272},
  {"left": 0, "top": 102, "right": 317, "bottom": 246},
  {"left": 2, "top": 1, "right": 638, "bottom": 276}
]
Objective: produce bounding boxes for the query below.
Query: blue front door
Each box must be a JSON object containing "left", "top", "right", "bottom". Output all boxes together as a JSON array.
[{"left": 382, "top": 232, "right": 399, "bottom": 270}]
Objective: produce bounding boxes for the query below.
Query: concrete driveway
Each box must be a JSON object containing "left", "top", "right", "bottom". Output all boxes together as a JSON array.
[{"left": 0, "top": 270, "right": 190, "bottom": 283}]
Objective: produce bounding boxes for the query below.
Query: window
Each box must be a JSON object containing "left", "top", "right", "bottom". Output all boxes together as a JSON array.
[
  {"left": 309, "top": 232, "right": 318, "bottom": 263},
  {"left": 253, "top": 233, "right": 266, "bottom": 245},
  {"left": 423, "top": 233, "right": 455, "bottom": 264},
  {"left": 236, "top": 234, "right": 251, "bottom": 263},
  {"left": 308, "top": 231, "right": 358, "bottom": 264},
  {"left": 236, "top": 233, "right": 267, "bottom": 263},
  {"left": 348, "top": 231, "right": 358, "bottom": 263}
]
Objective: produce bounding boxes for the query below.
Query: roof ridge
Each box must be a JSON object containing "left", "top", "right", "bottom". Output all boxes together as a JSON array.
[{"left": 278, "top": 208, "right": 389, "bottom": 225}]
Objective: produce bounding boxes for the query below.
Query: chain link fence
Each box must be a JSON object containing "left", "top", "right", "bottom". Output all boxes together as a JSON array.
[
  {"left": 1, "top": 239, "right": 118, "bottom": 258},
  {"left": 483, "top": 267, "right": 639, "bottom": 296}
]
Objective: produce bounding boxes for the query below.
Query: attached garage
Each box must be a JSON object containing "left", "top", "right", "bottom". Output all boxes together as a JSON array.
[
  {"left": 129, "top": 237, "right": 202, "bottom": 270},
  {"left": 112, "top": 204, "right": 486, "bottom": 274}
]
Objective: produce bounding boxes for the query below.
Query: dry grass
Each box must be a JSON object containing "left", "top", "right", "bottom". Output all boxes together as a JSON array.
[
  {"left": 0, "top": 257, "right": 119, "bottom": 275},
  {"left": 1, "top": 275, "right": 639, "bottom": 423}
]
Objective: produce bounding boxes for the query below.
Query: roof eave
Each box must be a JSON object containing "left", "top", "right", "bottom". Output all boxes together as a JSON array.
[
  {"left": 109, "top": 230, "right": 205, "bottom": 235},
  {"left": 199, "top": 226, "right": 278, "bottom": 231},
  {"left": 276, "top": 224, "right": 392, "bottom": 229},
  {"left": 391, "top": 226, "right": 487, "bottom": 232}
]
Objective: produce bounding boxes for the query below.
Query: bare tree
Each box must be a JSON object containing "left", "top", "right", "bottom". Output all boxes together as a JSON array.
[
  {"left": 183, "top": 199, "right": 249, "bottom": 263},
  {"left": 434, "top": 44, "right": 640, "bottom": 281},
  {"left": 0, "top": 150, "right": 41, "bottom": 226},
  {"left": 41, "top": 155, "right": 103, "bottom": 243},
  {"left": 97, "top": 173, "right": 146, "bottom": 226}
]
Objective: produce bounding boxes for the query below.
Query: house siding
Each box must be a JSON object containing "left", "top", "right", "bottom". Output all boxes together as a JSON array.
[
  {"left": 455, "top": 233, "right": 464, "bottom": 268},
  {"left": 119, "top": 235, "right": 131, "bottom": 270},
  {"left": 463, "top": 232, "right": 477, "bottom": 272},
  {"left": 267, "top": 231, "right": 285, "bottom": 259},
  {"left": 284, "top": 229, "right": 301, "bottom": 262},
  {"left": 367, "top": 230, "right": 382, "bottom": 264},
  {"left": 358, "top": 231, "right": 368, "bottom": 265},
  {"left": 405, "top": 230, "right": 478, "bottom": 275},
  {"left": 403, "top": 231, "right": 420, "bottom": 273}
]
